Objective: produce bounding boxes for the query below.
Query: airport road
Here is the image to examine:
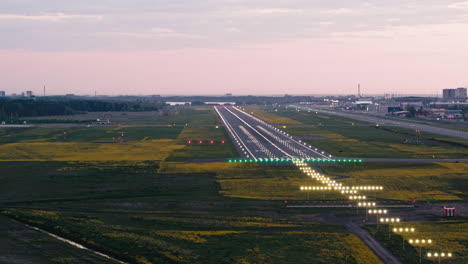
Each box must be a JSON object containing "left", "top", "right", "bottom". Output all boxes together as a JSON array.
[
  {"left": 293, "top": 105, "right": 468, "bottom": 140},
  {"left": 215, "top": 106, "right": 331, "bottom": 160}
]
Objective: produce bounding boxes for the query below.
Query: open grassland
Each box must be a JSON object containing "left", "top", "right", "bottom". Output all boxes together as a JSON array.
[
  {"left": 22, "top": 105, "right": 222, "bottom": 126},
  {"left": 0, "top": 161, "right": 381, "bottom": 264},
  {"left": 242, "top": 106, "right": 303, "bottom": 125},
  {"left": 159, "top": 162, "right": 342, "bottom": 200},
  {"left": 320, "top": 163, "right": 468, "bottom": 202},
  {"left": 0, "top": 113, "right": 236, "bottom": 161},
  {"left": 244, "top": 106, "right": 367, "bottom": 126},
  {"left": 0, "top": 126, "right": 183, "bottom": 143},
  {"left": 287, "top": 125, "right": 468, "bottom": 158},
  {"left": 0, "top": 215, "right": 118, "bottom": 264},
  {"left": 0, "top": 140, "right": 182, "bottom": 161},
  {"left": 1, "top": 209, "right": 381, "bottom": 264},
  {"left": 166, "top": 125, "right": 238, "bottom": 161},
  {"left": 154, "top": 106, "right": 221, "bottom": 125},
  {"left": 244, "top": 107, "right": 468, "bottom": 158},
  {"left": 23, "top": 111, "right": 160, "bottom": 125},
  {"left": 366, "top": 220, "right": 468, "bottom": 264}
]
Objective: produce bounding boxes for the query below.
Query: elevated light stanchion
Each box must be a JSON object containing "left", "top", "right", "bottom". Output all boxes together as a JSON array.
[
  {"left": 427, "top": 252, "right": 452, "bottom": 264},
  {"left": 369, "top": 209, "right": 388, "bottom": 223},
  {"left": 409, "top": 239, "right": 432, "bottom": 264},
  {"left": 379, "top": 217, "right": 401, "bottom": 237},
  {"left": 358, "top": 202, "right": 376, "bottom": 220},
  {"left": 392, "top": 227, "right": 416, "bottom": 249}
]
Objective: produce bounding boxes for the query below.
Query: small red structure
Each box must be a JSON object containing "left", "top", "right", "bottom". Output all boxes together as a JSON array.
[{"left": 442, "top": 207, "right": 456, "bottom": 217}]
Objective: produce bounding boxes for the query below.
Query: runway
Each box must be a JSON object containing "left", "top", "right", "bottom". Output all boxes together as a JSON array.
[{"left": 215, "top": 106, "right": 331, "bottom": 160}]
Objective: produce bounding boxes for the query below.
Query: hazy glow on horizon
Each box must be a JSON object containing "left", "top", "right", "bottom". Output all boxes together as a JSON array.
[{"left": 1, "top": 0, "right": 468, "bottom": 96}]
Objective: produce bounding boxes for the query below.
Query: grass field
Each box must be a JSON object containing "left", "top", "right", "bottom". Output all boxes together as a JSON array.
[
  {"left": 366, "top": 219, "right": 468, "bottom": 264},
  {"left": 166, "top": 126, "right": 238, "bottom": 161},
  {"left": 0, "top": 115, "right": 237, "bottom": 162},
  {"left": 242, "top": 106, "right": 468, "bottom": 158},
  {"left": 0, "top": 161, "right": 381, "bottom": 264},
  {"left": 292, "top": 125, "right": 468, "bottom": 158},
  {"left": 22, "top": 106, "right": 221, "bottom": 126},
  {"left": 320, "top": 163, "right": 468, "bottom": 202},
  {"left": 244, "top": 106, "right": 368, "bottom": 126},
  {"left": 0, "top": 215, "right": 118, "bottom": 264},
  {"left": 1, "top": 105, "right": 466, "bottom": 263}
]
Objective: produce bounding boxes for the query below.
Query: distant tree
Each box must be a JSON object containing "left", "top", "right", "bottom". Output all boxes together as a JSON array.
[
  {"left": 191, "top": 101, "right": 205, "bottom": 105},
  {"left": 407, "top": 105, "right": 416, "bottom": 117}
]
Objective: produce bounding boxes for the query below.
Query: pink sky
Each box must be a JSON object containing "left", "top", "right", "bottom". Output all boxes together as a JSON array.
[
  {"left": 1, "top": 1, "right": 468, "bottom": 96},
  {"left": 2, "top": 34, "right": 467, "bottom": 96}
]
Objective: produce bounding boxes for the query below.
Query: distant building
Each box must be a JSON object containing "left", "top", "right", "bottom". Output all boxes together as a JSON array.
[
  {"left": 353, "top": 100, "right": 373, "bottom": 111},
  {"left": 95, "top": 118, "right": 111, "bottom": 125},
  {"left": 443, "top": 87, "right": 466, "bottom": 100},
  {"left": 0, "top": 91, "right": 5, "bottom": 97},
  {"left": 456, "top": 87, "right": 467, "bottom": 98},
  {"left": 166, "top": 102, "right": 191, "bottom": 106},
  {"left": 26, "top": 91, "right": 33, "bottom": 97},
  {"left": 204, "top": 102, "right": 236, "bottom": 105},
  {"left": 225, "top": 93, "right": 232, "bottom": 97}
]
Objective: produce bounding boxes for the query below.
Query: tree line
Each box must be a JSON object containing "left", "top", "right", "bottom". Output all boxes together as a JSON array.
[{"left": 0, "top": 98, "right": 162, "bottom": 122}]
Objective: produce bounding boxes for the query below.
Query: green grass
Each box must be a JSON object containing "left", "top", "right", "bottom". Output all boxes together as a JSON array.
[
  {"left": 0, "top": 215, "right": 118, "bottom": 264},
  {"left": 166, "top": 126, "right": 238, "bottom": 161},
  {"left": 21, "top": 106, "right": 221, "bottom": 126},
  {"left": 154, "top": 106, "right": 221, "bottom": 125},
  {"left": 0, "top": 161, "right": 382, "bottom": 264},
  {"left": 283, "top": 125, "right": 468, "bottom": 158},
  {"left": 243, "top": 107, "right": 468, "bottom": 158},
  {"left": 319, "top": 162, "right": 468, "bottom": 202},
  {"left": 0, "top": 126, "right": 183, "bottom": 143},
  {"left": 244, "top": 106, "right": 368, "bottom": 126},
  {"left": 366, "top": 220, "right": 468, "bottom": 264},
  {"left": 2, "top": 208, "right": 382, "bottom": 264}
]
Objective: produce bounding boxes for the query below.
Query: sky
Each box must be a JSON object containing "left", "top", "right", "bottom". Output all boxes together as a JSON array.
[{"left": 1, "top": 0, "right": 468, "bottom": 96}]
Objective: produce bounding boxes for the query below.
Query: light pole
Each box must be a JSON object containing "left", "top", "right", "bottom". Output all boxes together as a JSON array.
[
  {"left": 392, "top": 227, "right": 415, "bottom": 249},
  {"left": 427, "top": 252, "right": 452, "bottom": 264},
  {"left": 409, "top": 239, "right": 432, "bottom": 264},
  {"left": 357, "top": 202, "right": 376, "bottom": 219},
  {"left": 379, "top": 217, "right": 401, "bottom": 238},
  {"left": 369, "top": 209, "right": 388, "bottom": 224}
]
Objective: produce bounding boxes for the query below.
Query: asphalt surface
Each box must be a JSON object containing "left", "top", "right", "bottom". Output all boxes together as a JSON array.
[
  {"left": 215, "top": 106, "right": 331, "bottom": 160},
  {"left": 294, "top": 106, "right": 468, "bottom": 140}
]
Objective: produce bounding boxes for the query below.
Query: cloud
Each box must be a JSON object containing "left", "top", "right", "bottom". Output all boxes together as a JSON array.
[
  {"left": 319, "top": 21, "right": 334, "bottom": 26},
  {"left": 0, "top": 13, "right": 103, "bottom": 22},
  {"left": 448, "top": 1, "right": 468, "bottom": 9},
  {"left": 102, "top": 27, "right": 202, "bottom": 39},
  {"left": 319, "top": 8, "right": 355, "bottom": 15},
  {"left": 225, "top": 8, "right": 304, "bottom": 16}
]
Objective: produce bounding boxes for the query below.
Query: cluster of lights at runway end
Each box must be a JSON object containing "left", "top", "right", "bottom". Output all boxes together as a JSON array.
[
  {"left": 393, "top": 227, "right": 415, "bottom": 233},
  {"left": 369, "top": 209, "right": 388, "bottom": 214},
  {"left": 227, "top": 158, "right": 363, "bottom": 163},
  {"left": 380, "top": 217, "right": 400, "bottom": 223},
  {"left": 427, "top": 252, "right": 452, "bottom": 258}
]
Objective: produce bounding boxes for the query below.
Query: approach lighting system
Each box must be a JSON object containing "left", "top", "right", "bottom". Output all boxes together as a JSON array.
[
  {"left": 368, "top": 209, "right": 388, "bottom": 214},
  {"left": 379, "top": 217, "right": 401, "bottom": 223},
  {"left": 393, "top": 227, "right": 415, "bottom": 233},
  {"left": 409, "top": 239, "right": 432, "bottom": 245}
]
